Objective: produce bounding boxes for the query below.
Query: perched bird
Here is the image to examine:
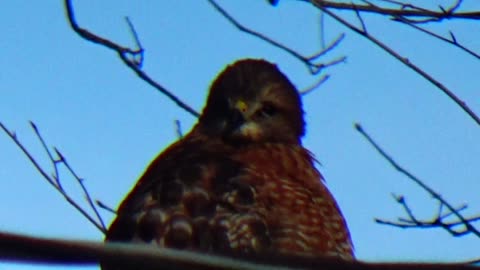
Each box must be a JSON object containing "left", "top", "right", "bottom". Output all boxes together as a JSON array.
[{"left": 104, "top": 59, "right": 353, "bottom": 268}]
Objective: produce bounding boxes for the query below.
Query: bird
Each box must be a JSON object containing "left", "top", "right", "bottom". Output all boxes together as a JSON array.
[{"left": 103, "top": 59, "right": 354, "bottom": 268}]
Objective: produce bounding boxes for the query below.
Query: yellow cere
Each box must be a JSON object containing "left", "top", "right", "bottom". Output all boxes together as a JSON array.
[{"left": 235, "top": 100, "right": 248, "bottom": 113}]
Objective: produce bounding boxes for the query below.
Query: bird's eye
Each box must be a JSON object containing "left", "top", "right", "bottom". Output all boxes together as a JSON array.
[{"left": 259, "top": 103, "right": 277, "bottom": 117}]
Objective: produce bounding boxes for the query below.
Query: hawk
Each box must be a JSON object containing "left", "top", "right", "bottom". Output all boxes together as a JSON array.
[{"left": 104, "top": 59, "right": 354, "bottom": 267}]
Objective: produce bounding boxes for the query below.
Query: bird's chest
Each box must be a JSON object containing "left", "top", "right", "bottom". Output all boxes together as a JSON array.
[
  {"left": 231, "top": 144, "right": 322, "bottom": 204},
  {"left": 230, "top": 145, "right": 352, "bottom": 258}
]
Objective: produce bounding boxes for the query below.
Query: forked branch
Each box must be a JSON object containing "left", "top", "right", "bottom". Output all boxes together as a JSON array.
[
  {"left": 355, "top": 123, "right": 480, "bottom": 238},
  {"left": 306, "top": 0, "right": 480, "bottom": 22},
  {"left": 0, "top": 122, "right": 106, "bottom": 233},
  {"left": 65, "top": 0, "right": 199, "bottom": 117},
  {"left": 315, "top": 7, "right": 480, "bottom": 126}
]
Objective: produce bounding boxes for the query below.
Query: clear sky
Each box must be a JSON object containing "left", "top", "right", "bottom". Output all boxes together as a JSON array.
[{"left": 1, "top": 1, "right": 479, "bottom": 270}]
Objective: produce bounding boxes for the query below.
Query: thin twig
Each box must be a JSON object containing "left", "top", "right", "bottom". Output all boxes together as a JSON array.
[
  {"left": 393, "top": 194, "right": 418, "bottom": 224},
  {"left": 319, "top": 7, "right": 480, "bottom": 126},
  {"left": 300, "top": 74, "right": 330, "bottom": 95},
  {"left": 378, "top": 0, "right": 433, "bottom": 14},
  {"left": 353, "top": 5, "right": 368, "bottom": 33},
  {"left": 96, "top": 200, "right": 117, "bottom": 215},
  {"left": 125, "top": 17, "right": 144, "bottom": 68},
  {"left": 54, "top": 148, "right": 106, "bottom": 231},
  {"left": 30, "top": 122, "right": 63, "bottom": 190},
  {"left": 438, "top": 204, "right": 467, "bottom": 220},
  {"left": 208, "top": 0, "right": 345, "bottom": 75},
  {"left": 64, "top": 0, "right": 199, "bottom": 117},
  {"left": 392, "top": 16, "right": 480, "bottom": 60},
  {"left": 306, "top": 0, "right": 480, "bottom": 21},
  {"left": 319, "top": 11, "right": 326, "bottom": 49},
  {"left": 309, "top": 34, "right": 346, "bottom": 62},
  {"left": 175, "top": 120, "right": 183, "bottom": 139},
  {"left": 355, "top": 123, "right": 480, "bottom": 237},
  {"left": 0, "top": 122, "right": 106, "bottom": 233}
]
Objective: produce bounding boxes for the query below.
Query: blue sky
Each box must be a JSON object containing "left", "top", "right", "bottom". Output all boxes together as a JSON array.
[{"left": 1, "top": 1, "right": 479, "bottom": 269}]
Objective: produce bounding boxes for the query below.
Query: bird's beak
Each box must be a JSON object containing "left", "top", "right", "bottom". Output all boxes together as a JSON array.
[
  {"left": 224, "top": 100, "right": 248, "bottom": 135},
  {"left": 224, "top": 99, "right": 263, "bottom": 141},
  {"left": 235, "top": 100, "right": 248, "bottom": 115}
]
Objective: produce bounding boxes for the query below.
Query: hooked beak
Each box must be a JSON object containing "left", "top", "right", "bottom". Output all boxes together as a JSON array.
[{"left": 224, "top": 100, "right": 248, "bottom": 135}]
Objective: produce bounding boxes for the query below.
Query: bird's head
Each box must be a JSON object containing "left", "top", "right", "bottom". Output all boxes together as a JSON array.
[{"left": 196, "top": 59, "right": 305, "bottom": 144}]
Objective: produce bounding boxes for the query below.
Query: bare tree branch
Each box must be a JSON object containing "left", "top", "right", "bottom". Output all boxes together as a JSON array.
[
  {"left": 265, "top": 1, "right": 480, "bottom": 125},
  {"left": 0, "top": 122, "right": 106, "bottom": 233},
  {"left": 175, "top": 119, "right": 184, "bottom": 139},
  {"left": 54, "top": 146, "right": 106, "bottom": 231},
  {"left": 64, "top": 0, "right": 199, "bottom": 117},
  {"left": 299, "top": 74, "right": 330, "bottom": 95},
  {"left": 208, "top": 0, "right": 346, "bottom": 75},
  {"left": 0, "top": 231, "right": 476, "bottom": 270},
  {"left": 305, "top": 0, "right": 480, "bottom": 22},
  {"left": 392, "top": 16, "right": 480, "bottom": 60},
  {"left": 355, "top": 123, "right": 480, "bottom": 238},
  {"left": 96, "top": 200, "right": 117, "bottom": 215},
  {"left": 315, "top": 7, "right": 480, "bottom": 126}
]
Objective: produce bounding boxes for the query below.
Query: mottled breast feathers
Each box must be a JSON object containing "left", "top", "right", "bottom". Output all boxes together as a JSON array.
[{"left": 106, "top": 139, "right": 353, "bottom": 258}]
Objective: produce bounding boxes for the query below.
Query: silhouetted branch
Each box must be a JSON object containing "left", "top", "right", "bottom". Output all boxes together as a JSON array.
[
  {"left": 299, "top": 74, "right": 330, "bottom": 95},
  {"left": 305, "top": 0, "right": 480, "bottom": 22},
  {"left": 208, "top": 0, "right": 346, "bottom": 75},
  {"left": 317, "top": 7, "right": 480, "bottom": 126},
  {"left": 175, "top": 120, "right": 184, "bottom": 139},
  {"left": 64, "top": 0, "right": 199, "bottom": 117},
  {"left": 0, "top": 231, "right": 476, "bottom": 270},
  {"left": 376, "top": 194, "right": 480, "bottom": 238},
  {"left": 355, "top": 123, "right": 480, "bottom": 238},
  {"left": 0, "top": 122, "right": 106, "bottom": 233},
  {"left": 96, "top": 200, "right": 117, "bottom": 215},
  {"left": 392, "top": 16, "right": 480, "bottom": 60},
  {"left": 268, "top": 1, "right": 480, "bottom": 125}
]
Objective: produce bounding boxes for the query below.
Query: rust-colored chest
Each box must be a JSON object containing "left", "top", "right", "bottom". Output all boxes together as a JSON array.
[{"left": 231, "top": 144, "right": 354, "bottom": 259}]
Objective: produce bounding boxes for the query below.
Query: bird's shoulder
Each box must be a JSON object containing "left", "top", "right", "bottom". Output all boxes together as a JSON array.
[{"left": 116, "top": 133, "right": 237, "bottom": 212}]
